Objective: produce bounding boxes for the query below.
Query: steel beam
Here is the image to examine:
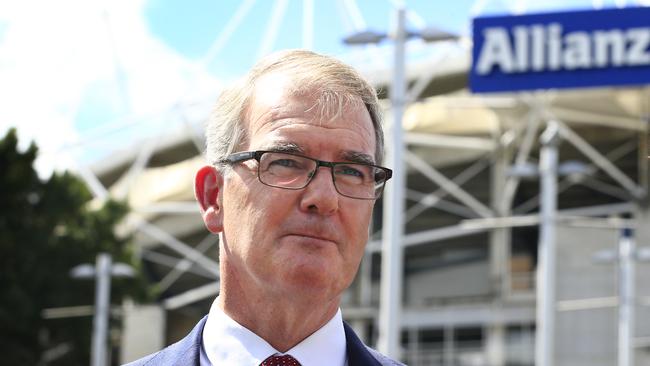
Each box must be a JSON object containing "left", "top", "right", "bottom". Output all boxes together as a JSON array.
[
  {"left": 201, "top": 0, "right": 257, "bottom": 66},
  {"left": 157, "top": 233, "right": 217, "bottom": 292},
  {"left": 404, "top": 158, "right": 490, "bottom": 221},
  {"left": 405, "top": 150, "right": 494, "bottom": 218},
  {"left": 134, "top": 217, "right": 220, "bottom": 277},
  {"left": 302, "top": 0, "right": 314, "bottom": 49},
  {"left": 401, "top": 303, "right": 536, "bottom": 328},
  {"left": 405, "top": 132, "right": 495, "bottom": 151},
  {"left": 378, "top": 8, "right": 406, "bottom": 358},
  {"left": 257, "top": 0, "right": 290, "bottom": 59},
  {"left": 163, "top": 282, "right": 219, "bottom": 310},
  {"left": 502, "top": 111, "right": 541, "bottom": 211},
  {"left": 140, "top": 250, "right": 217, "bottom": 279},
  {"left": 136, "top": 202, "right": 200, "bottom": 214},
  {"left": 557, "top": 121, "right": 645, "bottom": 199}
]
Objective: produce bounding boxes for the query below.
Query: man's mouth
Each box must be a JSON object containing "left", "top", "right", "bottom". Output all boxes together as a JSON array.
[{"left": 285, "top": 233, "right": 337, "bottom": 245}]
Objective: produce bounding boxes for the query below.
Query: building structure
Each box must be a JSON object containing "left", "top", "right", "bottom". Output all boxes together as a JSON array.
[
  {"left": 66, "top": 4, "right": 650, "bottom": 365},
  {"left": 89, "top": 47, "right": 650, "bottom": 365}
]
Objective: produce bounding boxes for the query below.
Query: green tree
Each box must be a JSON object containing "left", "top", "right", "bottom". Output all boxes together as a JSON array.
[{"left": 0, "top": 128, "right": 151, "bottom": 366}]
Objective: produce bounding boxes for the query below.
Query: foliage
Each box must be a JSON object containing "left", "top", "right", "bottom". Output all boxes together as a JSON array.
[{"left": 0, "top": 128, "right": 151, "bottom": 366}]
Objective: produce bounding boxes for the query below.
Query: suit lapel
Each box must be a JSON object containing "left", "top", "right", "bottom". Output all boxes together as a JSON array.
[
  {"left": 343, "top": 322, "right": 382, "bottom": 366},
  {"left": 165, "top": 315, "right": 206, "bottom": 366}
]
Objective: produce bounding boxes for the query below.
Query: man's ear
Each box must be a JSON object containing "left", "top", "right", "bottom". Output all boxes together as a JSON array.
[{"left": 195, "top": 165, "right": 224, "bottom": 233}]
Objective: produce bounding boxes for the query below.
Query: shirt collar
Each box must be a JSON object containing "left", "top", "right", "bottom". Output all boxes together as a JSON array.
[
  {"left": 289, "top": 307, "right": 347, "bottom": 366},
  {"left": 202, "top": 298, "right": 347, "bottom": 366}
]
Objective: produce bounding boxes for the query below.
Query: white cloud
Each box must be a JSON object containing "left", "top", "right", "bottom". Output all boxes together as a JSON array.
[{"left": 0, "top": 0, "right": 220, "bottom": 177}]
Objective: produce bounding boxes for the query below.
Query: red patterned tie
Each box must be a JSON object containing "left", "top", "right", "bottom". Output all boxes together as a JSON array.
[{"left": 260, "top": 354, "right": 302, "bottom": 366}]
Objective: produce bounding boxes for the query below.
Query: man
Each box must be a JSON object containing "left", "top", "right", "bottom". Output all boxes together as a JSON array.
[{"left": 127, "top": 49, "right": 401, "bottom": 366}]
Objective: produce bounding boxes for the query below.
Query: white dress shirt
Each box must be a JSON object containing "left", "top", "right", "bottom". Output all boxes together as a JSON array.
[{"left": 201, "top": 298, "right": 348, "bottom": 366}]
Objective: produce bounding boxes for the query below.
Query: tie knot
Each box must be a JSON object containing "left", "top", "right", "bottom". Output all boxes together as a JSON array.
[{"left": 260, "top": 354, "right": 301, "bottom": 366}]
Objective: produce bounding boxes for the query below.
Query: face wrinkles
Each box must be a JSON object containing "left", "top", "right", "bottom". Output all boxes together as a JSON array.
[
  {"left": 253, "top": 120, "right": 375, "bottom": 164},
  {"left": 258, "top": 140, "right": 375, "bottom": 166}
]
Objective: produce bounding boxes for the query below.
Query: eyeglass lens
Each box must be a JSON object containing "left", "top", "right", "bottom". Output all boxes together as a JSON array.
[{"left": 257, "top": 152, "right": 385, "bottom": 199}]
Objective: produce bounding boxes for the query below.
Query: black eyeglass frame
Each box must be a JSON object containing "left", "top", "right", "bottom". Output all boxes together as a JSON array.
[{"left": 218, "top": 150, "right": 393, "bottom": 200}]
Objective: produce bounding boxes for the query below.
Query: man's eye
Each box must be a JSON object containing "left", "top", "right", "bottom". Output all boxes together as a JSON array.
[
  {"left": 269, "top": 158, "right": 302, "bottom": 168},
  {"left": 336, "top": 165, "right": 365, "bottom": 178}
]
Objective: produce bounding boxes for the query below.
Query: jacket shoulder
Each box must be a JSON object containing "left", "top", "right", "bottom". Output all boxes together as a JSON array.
[
  {"left": 365, "top": 347, "right": 406, "bottom": 366},
  {"left": 123, "top": 352, "right": 157, "bottom": 366},
  {"left": 342, "top": 321, "right": 404, "bottom": 366}
]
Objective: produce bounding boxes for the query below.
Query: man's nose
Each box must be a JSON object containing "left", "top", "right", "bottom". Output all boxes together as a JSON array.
[{"left": 299, "top": 166, "right": 340, "bottom": 215}]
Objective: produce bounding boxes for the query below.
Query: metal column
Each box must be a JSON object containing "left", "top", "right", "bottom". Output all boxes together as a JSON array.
[
  {"left": 92, "top": 253, "right": 112, "bottom": 366},
  {"left": 618, "top": 228, "right": 635, "bottom": 366},
  {"left": 535, "top": 121, "right": 560, "bottom": 366},
  {"left": 378, "top": 6, "right": 407, "bottom": 359}
]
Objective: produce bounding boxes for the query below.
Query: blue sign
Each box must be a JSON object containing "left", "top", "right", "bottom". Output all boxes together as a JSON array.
[{"left": 470, "top": 7, "right": 650, "bottom": 93}]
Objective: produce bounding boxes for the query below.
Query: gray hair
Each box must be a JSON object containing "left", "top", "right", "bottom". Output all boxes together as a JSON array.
[{"left": 205, "top": 49, "right": 384, "bottom": 167}]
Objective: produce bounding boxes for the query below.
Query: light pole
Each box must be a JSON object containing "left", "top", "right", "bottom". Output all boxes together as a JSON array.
[
  {"left": 379, "top": 7, "right": 407, "bottom": 359},
  {"left": 508, "top": 122, "right": 562, "bottom": 366},
  {"left": 618, "top": 228, "right": 636, "bottom": 366},
  {"left": 71, "top": 253, "right": 135, "bottom": 366},
  {"left": 506, "top": 122, "right": 591, "bottom": 366},
  {"left": 536, "top": 121, "right": 561, "bottom": 366},
  {"left": 593, "top": 227, "right": 650, "bottom": 366},
  {"left": 343, "top": 7, "right": 458, "bottom": 359}
]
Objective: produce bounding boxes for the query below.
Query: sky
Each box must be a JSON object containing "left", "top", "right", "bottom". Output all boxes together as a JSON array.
[{"left": 0, "top": 0, "right": 647, "bottom": 176}]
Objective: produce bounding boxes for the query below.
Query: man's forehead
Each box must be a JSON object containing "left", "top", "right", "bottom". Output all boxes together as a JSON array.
[
  {"left": 250, "top": 72, "right": 294, "bottom": 110},
  {"left": 245, "top": 70, "right": 376, "bottom": 158},
  {"left": 259, "top": 140, "right": 375, "bottom": 164},
  {"left": 249, "top": 71, "right": 366, "bottom": 120}
]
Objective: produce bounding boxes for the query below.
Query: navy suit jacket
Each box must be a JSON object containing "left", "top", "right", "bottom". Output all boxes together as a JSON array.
[{"left": 124, "top": 316, "right": 403, "bottom": 366}]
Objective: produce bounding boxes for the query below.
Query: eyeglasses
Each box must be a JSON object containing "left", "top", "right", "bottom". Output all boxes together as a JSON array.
[{"left": 218, "top": 150, "right": 392, "bottom": 200}]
